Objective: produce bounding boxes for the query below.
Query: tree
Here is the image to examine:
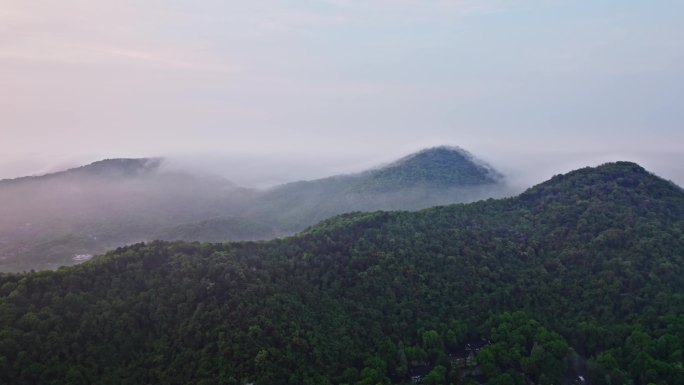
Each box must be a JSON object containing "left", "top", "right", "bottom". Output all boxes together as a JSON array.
[
  {"left": 423, "top": 365, "right": 447, "bottom": 385},
  {"left": 65, "top": 367, "right": 87, "bottom": 385}
]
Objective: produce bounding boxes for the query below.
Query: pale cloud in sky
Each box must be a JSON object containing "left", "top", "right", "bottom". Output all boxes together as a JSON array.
[{"left": 1, "top": 0, "right": 683, "bottom": 186}]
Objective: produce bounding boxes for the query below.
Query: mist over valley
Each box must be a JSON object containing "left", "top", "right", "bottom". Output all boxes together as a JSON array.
[{"left": 0, "top": 146, "right": 514, "bottom": 272}]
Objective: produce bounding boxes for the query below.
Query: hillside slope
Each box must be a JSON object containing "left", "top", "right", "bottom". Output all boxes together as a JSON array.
[
  {"left": 0, "top": 162, "right": 682, "bottom": 385},
  {"left": 0, "top": 159, "right": 250, "bottom": 271}
]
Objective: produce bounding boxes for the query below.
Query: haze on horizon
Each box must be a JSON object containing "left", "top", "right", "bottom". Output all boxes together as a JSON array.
[{"left": 2, "top": 0, "right": 683, "bottom": 187}]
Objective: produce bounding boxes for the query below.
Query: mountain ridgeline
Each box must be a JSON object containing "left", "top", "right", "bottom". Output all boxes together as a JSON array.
[
  {"left": 358, "top": 146, "right": 502, "bottom": 191},
  {"left": 0, "top": 157, "right": 247, "bottom": 272},
  {"left": 250, "top": 147, "right": 505, "bottom": 232},
  {"left": 1, "top": 162, "right": 683, "bottom": 385},
  {"left": 0, "top": 147, "right": 508, "bottom": 272},
  {"left": 0, "top": 158, "right": 163, "bottom": 186}
]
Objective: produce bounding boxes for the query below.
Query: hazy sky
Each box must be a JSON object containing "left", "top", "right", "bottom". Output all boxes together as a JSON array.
[{"left": 2, "top": 1, "right": 683, "bottom": 186}]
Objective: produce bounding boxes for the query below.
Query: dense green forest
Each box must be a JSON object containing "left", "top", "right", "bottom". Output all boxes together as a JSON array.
[{"left": 0, "top": 162, "right": 683, "bottom": 385}]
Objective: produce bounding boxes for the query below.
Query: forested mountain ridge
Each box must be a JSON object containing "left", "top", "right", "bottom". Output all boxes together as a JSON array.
[
  {"left": 356, "top": 146, "right": 502, "bottom": 191},
  {"left": 0, "top": 158, "right": 163, "bottom": 185},
  {"left": 1, "top": 161, "right": 682, "bottom": 385},
  {"left": 0, "top": 158, "right": 248, "bottom": 272},
  {"left": 249, "top": 146, "right": 507, "bottom": 231},
  {"left": 0, "top": 147, "right": 507, "bottom": 272}
]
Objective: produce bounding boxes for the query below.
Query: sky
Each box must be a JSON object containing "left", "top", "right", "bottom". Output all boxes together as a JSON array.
[{"left": 1, "top": 0, "right": 683, "bottom": 187}]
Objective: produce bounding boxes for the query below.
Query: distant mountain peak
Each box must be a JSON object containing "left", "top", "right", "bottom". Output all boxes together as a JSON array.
[
  {"left": 520, "top": 161, "right": 681, "bottom": 204},
  {"left": 536, "top": 161, "right": 650, "bottom": 189},
  {"left": 361, "top": 146, "right": 503, "bottom": 191},
  {"left": 391, "top": 146, "right": 501, "bottom": 174},
  {"left": 0, "top": 157, "right": 163, "bottom": 185},
  {"left": 72, "top": 158, "right": 163, "bottom": 177},
  {"left": 390, "top": 145, "right": 471, "bottom": 163}
]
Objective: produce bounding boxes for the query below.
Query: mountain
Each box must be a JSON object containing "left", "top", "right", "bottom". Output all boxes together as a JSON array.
[
  {"left": 248, "top": 146, "right": 507, "bottom": 231},
  {"left": 0, "top": 147, "right": 507, "bottom": 272},
  {"left": 0, "top": 158, "right": 249, "bottom": 272},
  {"left": 65, "top": 158, "right": 163, "bottom": 178},
  {"left": 1, "top": 162, "right": 682, "bottom": 385},
  {"left": 0, "top": 158, "right": 162, "bottom": 185},
  {"left": 357, "top": 146, "right": 502, "bottom": 191}
]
